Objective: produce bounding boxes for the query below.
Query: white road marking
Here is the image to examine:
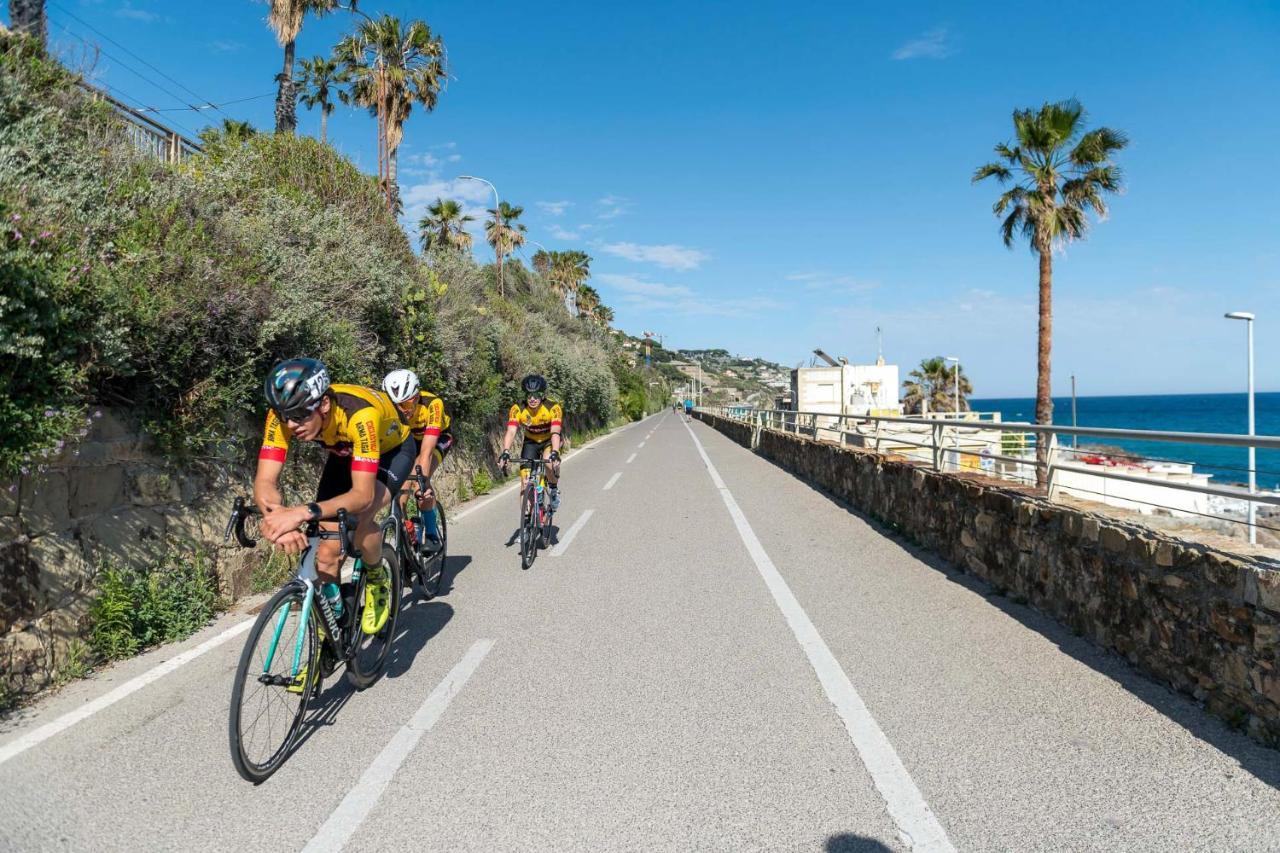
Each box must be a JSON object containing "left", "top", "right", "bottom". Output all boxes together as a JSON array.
[
  {"left": 0, "top": 617, "right": 254, "bottom": 767},
  {"left": 626, "top": 453, "right": 637, "bottom": 464},
  {"left": 680, "top": 418, "right": 955, "bottom": 852},
  {"left": 603, "top": 472, "right": 622, "bottom": 491},
  {"left": 550, "top": 509, "right": 595, "bottom": 557},
  {"left": 302, "top": 639, "right": 494, "bottom": 853},
  {"left": 638, "top": 441, "right": 646, "bottom": 448}
]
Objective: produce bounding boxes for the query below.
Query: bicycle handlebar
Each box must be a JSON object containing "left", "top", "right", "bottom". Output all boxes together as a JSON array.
[{"left": 225, "top": 497, "right": 358, "bottom": 557}]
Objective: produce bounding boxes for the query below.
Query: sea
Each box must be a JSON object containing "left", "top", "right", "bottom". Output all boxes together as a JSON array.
[{"left": 969, "top": 392, "right": 1280, "bottom": 491}]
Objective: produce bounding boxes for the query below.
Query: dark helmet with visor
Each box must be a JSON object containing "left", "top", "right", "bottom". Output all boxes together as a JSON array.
[
  {"left": 265, "top": 358, "right": 331, "bottom": 421},
  {"left": 521, "top": 374, "right": 548, "bottom": 397}
]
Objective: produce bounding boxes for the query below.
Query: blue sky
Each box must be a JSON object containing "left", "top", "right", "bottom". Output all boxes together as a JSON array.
[{"left": 23, "top": 0, "right": 1280, "bottom": 397}]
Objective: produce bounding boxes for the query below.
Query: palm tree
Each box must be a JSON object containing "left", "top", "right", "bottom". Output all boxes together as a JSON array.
[
  {"left": 484, "top": 201, "right": 525, "bottom": 297},
  {"left": 973, "top": 99, "right": 1126, "bottom": 485},
  {"left": 199, "top": 118, "right": 258, "bottom": 147},
  {"left": 418, "top": 198, "right": 473, "bottom": 252},
  {"left": 8, "top": 0, "right": 46, "bottom": 46},
  {"left": 337, "top": 14, "right": 446, "bottom": 212},
  {"left": 576, "top": 284, "right": 601, "bottom": 322},
  {"left": 902, "top": 356, "right": 970, "bottom": 415},
  {"left": 295, "top": 55, "right": 345, "bottom": 143},
  {"left": 267, "top": 0, "right": 343, "bottom": 134}
]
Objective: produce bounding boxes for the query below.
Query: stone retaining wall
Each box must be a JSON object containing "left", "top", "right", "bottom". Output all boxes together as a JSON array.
[{"left": 697, "top": 412, "right": 1280, "bottom": 747}]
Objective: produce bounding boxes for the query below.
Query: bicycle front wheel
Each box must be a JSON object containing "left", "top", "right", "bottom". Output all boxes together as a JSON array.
[
  {"left": 520, "top": 486, "right": 538, "bottom": 570},
  {"left": 228, "top": 582, "right": 318, "bottom": 784},
  {"left": 420, "top": 503, "right": 447, "bottom": 597},
  {"left": 347, "top": 544, "right": 401, "bottom": 690}
]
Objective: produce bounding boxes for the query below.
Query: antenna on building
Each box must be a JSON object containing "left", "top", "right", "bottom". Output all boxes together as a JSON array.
[{"left": 876, "top": 326, "right": 885, "bottom": 367}]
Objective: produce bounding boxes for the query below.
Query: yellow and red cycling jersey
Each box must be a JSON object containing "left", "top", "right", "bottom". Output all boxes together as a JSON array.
[
  {"left": 507, "top": 400, "right": 562, "bottom": 444},
  {"left": 260, "top": 384, "right": 409, "bottom": 474},
  {"left": 404, "top": 391, "right": 451, "bottom": 439}
]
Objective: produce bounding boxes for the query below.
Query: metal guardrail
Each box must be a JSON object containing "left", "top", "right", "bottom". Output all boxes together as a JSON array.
[
  {"left": 77, "top": 82, "right": 203, "bottom": 164},
  {"left": 702, "top": 406, "right": 1280, "bottom": 514}
]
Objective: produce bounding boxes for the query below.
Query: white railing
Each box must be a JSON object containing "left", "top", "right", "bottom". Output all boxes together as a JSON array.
[{"left": 702, "top": 406, "right": 1280, "bottom": 544}]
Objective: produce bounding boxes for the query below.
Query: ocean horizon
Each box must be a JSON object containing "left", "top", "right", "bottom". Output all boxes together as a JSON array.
[{"left": 970, "top": 391, "right": 1280, "bottom": 490}]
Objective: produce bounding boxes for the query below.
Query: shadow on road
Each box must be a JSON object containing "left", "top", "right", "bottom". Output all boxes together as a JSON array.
[
  {"left": 824, "top": 833, "right": 894, "bottom": 852},
  {"left": 754, "top": 453, "right": 1280, "bottom": 792},
  {"left": 384, "top": 598, "right": 454, "bottom": 680},
  {"left": 436, "top": 554, "right": 473, "bottom": 596}
]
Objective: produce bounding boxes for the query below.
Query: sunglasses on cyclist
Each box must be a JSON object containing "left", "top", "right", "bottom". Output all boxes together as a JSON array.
[{"left": 276, "top": 402, "right": 322, "bottom": 425}]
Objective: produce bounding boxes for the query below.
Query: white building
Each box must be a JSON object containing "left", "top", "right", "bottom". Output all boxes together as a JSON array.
[{"left": 791, "top": 357, "right": 900, "bottom": 419}]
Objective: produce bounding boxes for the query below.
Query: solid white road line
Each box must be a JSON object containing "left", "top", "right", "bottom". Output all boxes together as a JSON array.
[
  {"left": 626, "top": 453, "right": 637, "bottom": 464},
  {"left": 302, "top": 639, "right": 494, "bottom": 853},
  {"left": 680, "top": 418, "right": 954, "bottom": 852},
  {"left": 603, "top": 472, "right": 622, "bottom": 491},
  {"left": 0, "top": 617, "right": 254, "bottom": 768},
  {"left": 550, "top": 509, "right": 595, "bottom": 557}
]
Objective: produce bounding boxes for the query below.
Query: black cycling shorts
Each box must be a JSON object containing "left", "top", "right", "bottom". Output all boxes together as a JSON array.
[
  {"left": 316, "top": 437, "right": 417, "bottom": 503},
  {"left": 518, "top": 437, "right": 551, "bottom": 466}
]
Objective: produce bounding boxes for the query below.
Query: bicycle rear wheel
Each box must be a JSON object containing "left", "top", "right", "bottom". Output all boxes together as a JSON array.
[
  {"left": 520, "top": 486, "right": 538, "bottom": 570},
  {"left": 347, "top": 544, "right": 401, "bottom": 690},
  {"left": 419, "top": 503, "right": 447, "bottom": 597},
  {"left": 229, "top": 582, "right": 317, "bottom": 784}
]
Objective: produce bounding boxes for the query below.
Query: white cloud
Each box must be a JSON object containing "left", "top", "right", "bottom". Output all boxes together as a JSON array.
[
  {"left": 209, "top": 40, "right": 243, "bottom": 53},
  {"left": 597, "top": 273, "right": 781, "bottom": 318},
  {"left": 537, "top": 200, "right": 573, "bottom": 217},
  {"left": 891, "top": 27, "right": 953, "bottom": 60},
  {"left": 599, "top": 241, "right": 709, "bottom": 271},
  {"left": 786, "top": 272, "right": 879, "bottom": 295},
  {"left": 446, "top": 153, "right": 462, "bottom": 162},
  {"left": 548, "top": 224, "right": 580, "bottom": 240},
  {"left": 116, "top": 3, "right": 160, "bottom": 22},
  {"left": 595, "top": 195, "right": 633, "bottom": 219}
]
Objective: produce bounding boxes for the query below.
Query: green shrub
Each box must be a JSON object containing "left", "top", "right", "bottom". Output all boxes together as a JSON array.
[
  {"left": 472, "top": 468, "right": 493, "bottom": 495},
  {"left": 89, "top": 550, "right": 221, "bottom": 662}
]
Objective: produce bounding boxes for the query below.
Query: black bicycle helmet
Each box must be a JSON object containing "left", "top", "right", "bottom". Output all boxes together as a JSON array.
[
  {"left": 521, "top": 374, "right": 548, "bottom": 396},
  {"left": 264, "top": 358, "right": 330, "bottom": 420}
]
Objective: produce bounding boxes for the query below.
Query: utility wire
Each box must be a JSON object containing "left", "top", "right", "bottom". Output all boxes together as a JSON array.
[{"left": 48, "top": 1, "right": 236, "bottom": 120}]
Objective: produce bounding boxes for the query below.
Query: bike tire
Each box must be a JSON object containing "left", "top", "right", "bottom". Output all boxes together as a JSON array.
[
  {"left": 346, "top": 544, "right": 401, "bottom": 690},
  {"left": 421, "top": 503, "right": 447, "bottom": 597},
  {"left": 520, "top": 486, "right": 538, "bottom": 570},
  {"left": 228, "top": 582, "right": 317, "bottom": 784}
]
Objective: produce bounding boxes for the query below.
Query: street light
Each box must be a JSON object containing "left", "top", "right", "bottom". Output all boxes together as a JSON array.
[
  {"left": 1225, "top": 311, "right": 1257, "bottom": 545},
  {"left": 458, "top": 175, "right": 502, "bottom": 293},
  {"left": 945, "top": 356, "right": 960, "bottom": 417}
]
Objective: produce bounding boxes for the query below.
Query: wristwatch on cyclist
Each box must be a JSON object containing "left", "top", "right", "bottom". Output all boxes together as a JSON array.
[
  {"left": 306, "top": 502, "right": 322, "bottom": 521},
  {"left": 549, "top": 450, "right": 560, "bottom": 462}
]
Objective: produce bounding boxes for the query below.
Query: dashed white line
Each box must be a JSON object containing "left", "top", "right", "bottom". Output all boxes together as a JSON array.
[
  {"left": 0, "top": 617, "right": 254, "bottom": 767},
  {"left": 603, "top": 472, "right": 622, "bottom": 491},
  {"left": 302, "top": 639, "right": 494, "bottom": 853},
  {"left": 550, "top": 509, "right": 595, "bottom": 557},
  {"left": 626, "top": 453, "right": 637, "bottom": 464},
  {"left": 680, "top": 418, "right": 955, "bottom": 852},
  {"left": 638, "top": 441, "right": 646, "bottom": 448}
]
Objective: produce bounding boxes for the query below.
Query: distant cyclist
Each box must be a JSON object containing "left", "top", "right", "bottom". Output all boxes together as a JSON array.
[
  {"left": 254, "top": 358, "right": 413, "bottom": 636},
  {"left": 498, "top": 374, "right": 563, "bottom": 510},
  {"left": 382, "top": 368, "right": 452, "bottom": 551}
]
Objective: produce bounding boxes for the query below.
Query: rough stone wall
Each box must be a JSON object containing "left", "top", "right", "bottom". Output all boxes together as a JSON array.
[
  {"left": 697, "top": 412, "right": 1280, "bottom": 748},
  {"left": 1, "top": 412, "right": 254, "bottom": 697}
]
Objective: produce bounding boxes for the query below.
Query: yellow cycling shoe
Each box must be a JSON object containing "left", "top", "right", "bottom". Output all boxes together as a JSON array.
[
  {"left": 286, "top": 664, "right": 315, "bottom": 695},
  {"left": 361, "top": 566, "right": 391, "bottom": 635}
]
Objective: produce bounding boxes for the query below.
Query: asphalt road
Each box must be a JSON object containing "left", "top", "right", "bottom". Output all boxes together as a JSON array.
[{"left": 2, "top": 412, "right": 1277, "bottom": 852}]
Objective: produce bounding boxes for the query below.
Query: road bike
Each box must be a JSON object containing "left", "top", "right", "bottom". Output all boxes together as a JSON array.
[
  {"left": 508, "top": 457, "right": 554, "bottom": 570},
  {"left": 225, "top": 498, "right": 401, "bottom": 784},
  {"left": 385, "top": 466, "right": 447, "bottom": 600}
]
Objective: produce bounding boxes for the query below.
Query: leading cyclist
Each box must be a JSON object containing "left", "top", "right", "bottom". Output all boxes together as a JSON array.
[
  {"left": 254, "top": 358, "right": 413, "bottom": 636},
  {"left": 497, "top": 374, "right": 563, "bottom": 510}
]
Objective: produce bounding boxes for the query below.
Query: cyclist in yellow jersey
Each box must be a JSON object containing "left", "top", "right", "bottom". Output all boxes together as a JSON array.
[
  {"left": 382, "top": 369, "right": 452, "bottom": 550},
  {"left": 254, "top": 358, "right": 413, "bottom": 636},
  {"left": 498, "top": 374, "right": 562, "bottom": 510}
]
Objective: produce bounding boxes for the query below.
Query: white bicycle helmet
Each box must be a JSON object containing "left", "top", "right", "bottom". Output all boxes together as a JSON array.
[{"left": 382, "top": 369, "right": 421, "bottom": 404}]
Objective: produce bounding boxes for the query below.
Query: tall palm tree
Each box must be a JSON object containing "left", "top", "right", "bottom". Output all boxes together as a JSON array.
[
  {"left": 295, "top": 55, "right": 345, "bottom": 143},
  {"left": 337, "top": 14, "right": 446, "bottom": 212},
  {"left": 8, "top": 0, "right": 45, "bottom": 46},
  {"left": 267, "top": 0, "right": 343, "bottom": 134},
  {"left": 484, "top": 201, "right": 525, "bottom": 297},
  {"left": 576, "top": 284, "right": 601, "bottom": 322},
  {"left": 974, "top": 99, "right": 1126, "bottom": 485},
  {"left": 418, "top": 198, "right": 473, "bottom": 252}
]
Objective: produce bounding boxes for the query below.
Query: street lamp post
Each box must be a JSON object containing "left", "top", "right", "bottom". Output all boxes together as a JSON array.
[
  {"left": 945, "top": 356, "right": 960, "bottom": 416},
  {"left": 458, "top": 175, "right": 502, "bottom": 293},
  {"left": 1225, "top": 311, "right": 1257, "bottom": 545}
]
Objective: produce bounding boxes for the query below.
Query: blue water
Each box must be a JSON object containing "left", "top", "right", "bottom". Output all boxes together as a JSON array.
[{"left": 970, "top": 393, "right": 1280, "bottom": 490}]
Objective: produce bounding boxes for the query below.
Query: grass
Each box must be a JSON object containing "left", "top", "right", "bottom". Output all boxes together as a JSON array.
[{"left": 250, "top": 547, "right": 294, "bottom": 594}]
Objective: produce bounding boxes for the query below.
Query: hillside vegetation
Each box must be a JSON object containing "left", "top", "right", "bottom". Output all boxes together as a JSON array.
[{"left": 0, "top": 33, "right": 666, "bottom": 478}]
